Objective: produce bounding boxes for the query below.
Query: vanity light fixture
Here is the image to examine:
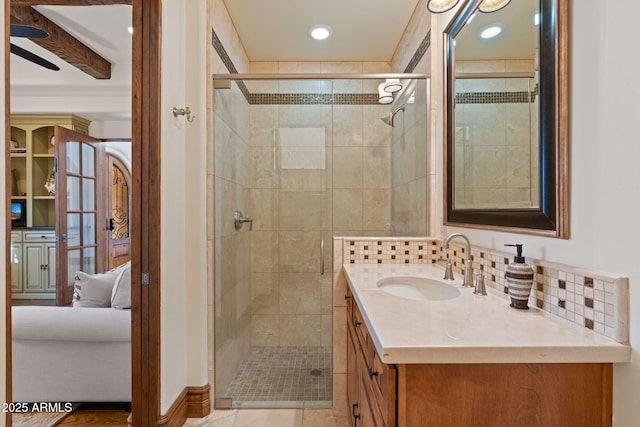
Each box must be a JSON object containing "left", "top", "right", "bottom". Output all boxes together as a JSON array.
[
  {"left": 427, "top": 0, "right": 460, "bottom": 13},
  {"left": 378, "top": 83, "right": 394, "bottom": 104},
  {"left": 383, "top": 78, "right": 403, "bottom": 93},
  {"left": 309, "top": 24, "right": 332, "bottom": 41},
  {"left": 478, "top": 0, "right": 512, "bottom": 13},
  {"left": 428, "top": 0, "right": 512, "bottom": 14}
]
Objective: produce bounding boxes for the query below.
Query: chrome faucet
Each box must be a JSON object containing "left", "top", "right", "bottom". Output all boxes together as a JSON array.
[{"left": 442, "top": 233, "right": 474, "bottom": 287}]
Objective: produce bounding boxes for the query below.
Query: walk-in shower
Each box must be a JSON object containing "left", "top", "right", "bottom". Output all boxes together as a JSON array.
[{"left": 212, "top": 74, "right": 428, "bottom": 409}]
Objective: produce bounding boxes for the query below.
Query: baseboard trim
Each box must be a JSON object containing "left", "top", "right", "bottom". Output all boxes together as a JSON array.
[{"left": 157, "top": 384, "right": 211, "bottom": 426}]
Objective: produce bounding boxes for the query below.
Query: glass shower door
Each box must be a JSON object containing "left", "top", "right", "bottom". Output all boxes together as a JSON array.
[{"left": 213, "top": 78, "right": 333, "bottom": 409}]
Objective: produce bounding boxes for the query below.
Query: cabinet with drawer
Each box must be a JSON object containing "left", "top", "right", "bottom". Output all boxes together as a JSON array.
[
  {"left": 346, "top": 287, "right": 396, "bottom": 427},
  {"left": 345, "top": 285, "right": 614, "bottom": 427}
]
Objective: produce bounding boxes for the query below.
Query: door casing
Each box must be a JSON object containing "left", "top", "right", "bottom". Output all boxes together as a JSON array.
[{"left": 4, "top": 0, "right": 162, "bottom": 425}]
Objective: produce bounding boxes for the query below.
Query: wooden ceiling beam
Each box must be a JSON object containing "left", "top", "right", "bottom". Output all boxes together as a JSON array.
[
  {"left": 11, "top": 1, "right": 131, "bottom": 5},
  {"left": 10, "top": 5, "right": 112, "bottom": 79}
]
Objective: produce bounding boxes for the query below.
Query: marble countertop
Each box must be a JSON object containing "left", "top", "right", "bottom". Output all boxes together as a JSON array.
[{"left": 343, "top": 263, "right": 631, "bottom": 364}]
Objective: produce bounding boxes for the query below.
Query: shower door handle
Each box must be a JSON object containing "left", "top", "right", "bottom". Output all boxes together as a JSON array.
[{"left": 320, "top": 239, "right": 325, "bottom": 275}]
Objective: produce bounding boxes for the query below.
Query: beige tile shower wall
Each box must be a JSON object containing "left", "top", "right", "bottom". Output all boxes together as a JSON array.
[
  {"left": 247, "top": 62, "right": 395, "bottom": 350},
  {"left": 210, "top": 0, "right": 252, "bottom": 397},
  {"left": 390, "top": 79, "right": 429, "bottom": 236},
  {"left": 453, "top": 59, "right": 539, "bottom": 208}
]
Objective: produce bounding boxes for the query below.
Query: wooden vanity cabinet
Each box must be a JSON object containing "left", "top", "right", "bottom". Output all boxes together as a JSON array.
[
  {"left": 346, "top": 288, "right": 396, "bottom": 427},
  {"left": 345, "top": 288, "right": 614, "bottom": 427}
]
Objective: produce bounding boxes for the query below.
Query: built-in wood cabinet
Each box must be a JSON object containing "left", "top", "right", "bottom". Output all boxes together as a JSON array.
[
  {"left": 10, "top": 115, "right": 89, "bottom": 301},
  {"left": 10, "top": 231, "right": 23, "bottom": 293},
  {"left": 11, "top": 230, "right": 56, "bottom": 299},
  {"left": 346, "top": 287, "right": 614, "bottom": 427},
  {"left": 10, "top": 114, "right": 90, "bottom": 228}
]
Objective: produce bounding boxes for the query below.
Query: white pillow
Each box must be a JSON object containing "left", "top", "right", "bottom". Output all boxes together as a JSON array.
[
  {"left": 111, "top": 262, "right": 131, "bottom": 309},
  {"left": 73, "top": 270, "right": 119, "bottom": 307},
  {"left": 72, "top": 262, "right": 129, "bottom": 308}
]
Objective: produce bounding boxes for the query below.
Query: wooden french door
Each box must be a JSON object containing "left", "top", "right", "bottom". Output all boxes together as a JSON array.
[
  {"left": 107, "top": 154, "right": 131, "bottom": 269},
  {"left": 54, "top": 126, "right": 105, "bottom": 306}
]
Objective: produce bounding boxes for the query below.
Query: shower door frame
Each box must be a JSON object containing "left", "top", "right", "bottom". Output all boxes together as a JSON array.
[{"left": 211, "top": 73, "right": 430, "bottom": 410}]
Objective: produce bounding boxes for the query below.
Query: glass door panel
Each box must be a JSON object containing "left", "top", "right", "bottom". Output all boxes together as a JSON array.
[{"left": 55, "top": 127, "right": 104, "bottom": 305}]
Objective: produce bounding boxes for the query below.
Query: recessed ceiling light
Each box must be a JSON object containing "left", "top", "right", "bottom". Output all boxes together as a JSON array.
[
  {"left": 480, "top": 24, "right": 503, "bottom": 39},
  {"left": 309, "top": 25, "right": 332, "bottom": 41}
]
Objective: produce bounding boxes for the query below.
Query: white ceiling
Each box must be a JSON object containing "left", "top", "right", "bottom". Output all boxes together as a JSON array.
[
  {"left": 8, "top": 1, "right": 535, "bottom": 122},
  {"left": 9, "top": 5, "right": 132, "bottom": 121},
  {"left": 222, "top": 0, "right": 422, "bottom": 62},
  {"left": 455, "top": 0, "right": 539, "bottom": 61}
]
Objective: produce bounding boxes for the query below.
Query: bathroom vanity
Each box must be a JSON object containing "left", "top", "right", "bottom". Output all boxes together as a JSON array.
[{"left": 343, "top": 264, "right": 630, "bottom": 427}]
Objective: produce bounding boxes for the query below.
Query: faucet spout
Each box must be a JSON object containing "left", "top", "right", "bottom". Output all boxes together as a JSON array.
[{"left": 442, "top": 233, "right": 474, "bottom": 287}]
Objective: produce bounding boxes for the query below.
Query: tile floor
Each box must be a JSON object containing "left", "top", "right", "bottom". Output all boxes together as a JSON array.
[
  {"left": 223, "top": 346, "right": 332, "bottom": 406},
  {"left": 184, "top": 408, "right": 351, "bottom": 427}
]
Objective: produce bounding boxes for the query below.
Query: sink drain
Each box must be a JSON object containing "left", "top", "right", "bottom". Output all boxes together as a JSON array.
[{"left": 310, "top": 369, "right": 323, "bottom": 377}]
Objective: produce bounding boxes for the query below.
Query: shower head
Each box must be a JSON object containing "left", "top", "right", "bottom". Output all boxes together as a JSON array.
[
  {"left": 380, "top": 107, "right": 405, "bottom": 127},
  {"left": 381, "top": 112, "right": 393, "bottom": 126}
]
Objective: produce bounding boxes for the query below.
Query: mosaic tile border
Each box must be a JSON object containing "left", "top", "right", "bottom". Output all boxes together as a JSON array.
[
  {"left": 248, "top": 93, "right": 379, "bottom": 105},
  {"left": 211, "top": 28, "right": 251, "bottom": 101},
  {"left": 456, "top": 91, "right": 536, "bottom": 104},
  {"left": 337, "top": 237, "right": 629, "bottom": 343},
  {"left": 404, "top": 29, "right": 431, "bottom": 73}
]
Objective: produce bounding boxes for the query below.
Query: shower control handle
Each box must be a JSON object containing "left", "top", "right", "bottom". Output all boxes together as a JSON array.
[{"left": 233, "top": 210, "right": 253, "bottom": 231}]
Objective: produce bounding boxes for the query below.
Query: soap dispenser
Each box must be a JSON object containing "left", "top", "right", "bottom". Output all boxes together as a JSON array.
[{"left": 504, "top": 244, "right": 534, "bottom": 309}]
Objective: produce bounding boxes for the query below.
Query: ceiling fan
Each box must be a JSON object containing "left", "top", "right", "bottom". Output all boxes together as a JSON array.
[{"left": 10, "top": 24, "right": 60, "bottom": 71}]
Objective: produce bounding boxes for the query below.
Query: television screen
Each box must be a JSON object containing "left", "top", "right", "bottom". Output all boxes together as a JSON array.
[
  {"left": 11, "top": 200, "right": 26, "bottom": 226},
  {"left": 11, "top": 202, "right": 22, "bottom": 219}
]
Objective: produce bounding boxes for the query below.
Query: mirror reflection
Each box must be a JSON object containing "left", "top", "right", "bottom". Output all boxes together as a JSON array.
[{"left": 453, "top": 0, "right": 539, "bottom": 209}]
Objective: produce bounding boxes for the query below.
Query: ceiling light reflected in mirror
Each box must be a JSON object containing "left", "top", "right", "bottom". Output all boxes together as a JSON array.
[
  {"left": 309, "top": 24, "right": 332, "bottom": 40},
  {"left": 479, "top": 0, "right": 512, "bottom": 13},
  {"left": 479, "top": 24, "right": 503, "bottom": 39}
]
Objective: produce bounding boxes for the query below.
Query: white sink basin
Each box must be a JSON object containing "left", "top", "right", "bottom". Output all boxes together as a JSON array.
[{"left": 376, "top": 276, "right": 461, "bottom": 301}]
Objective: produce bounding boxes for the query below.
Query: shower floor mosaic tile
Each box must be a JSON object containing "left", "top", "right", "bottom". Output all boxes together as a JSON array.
[{"left": 223, "top": 346, "right": 332, "bottom": 408}]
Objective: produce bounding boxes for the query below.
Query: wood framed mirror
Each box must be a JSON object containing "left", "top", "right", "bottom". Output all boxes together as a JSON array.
[{"left": 443, "top": 0, "right": 568, "bottom": 237}]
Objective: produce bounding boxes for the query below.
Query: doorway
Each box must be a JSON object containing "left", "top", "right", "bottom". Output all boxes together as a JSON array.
[{"left": 4, "top": 0, "right": 162, "bottom": 425}]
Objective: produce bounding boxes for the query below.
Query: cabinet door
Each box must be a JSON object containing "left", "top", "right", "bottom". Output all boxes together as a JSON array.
[
  {"left": 45, "top": 243, "right": 57, "bottom": 292},
  {"left": 23, "top": 243, "right": 46, "bottom": 292},
  {"left": 347, "top": 325, "right": 359, "bottom": 425},
  {"left": 10, "top": 242, "right": 23, "bottom": 293},
  {"left": 358, "top": 357, "right": 385, "bottom": 427}
]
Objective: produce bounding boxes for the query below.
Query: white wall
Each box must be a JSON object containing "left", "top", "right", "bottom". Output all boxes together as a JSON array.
[
  {"left": 160, "top": 0, "right": 209, "bottom": 415},
  {"left": 435, "top": 1, "right": 640, "bottom": 425},
  {"left": 89, "top": 121, "right": 132, "bottom": 139}
]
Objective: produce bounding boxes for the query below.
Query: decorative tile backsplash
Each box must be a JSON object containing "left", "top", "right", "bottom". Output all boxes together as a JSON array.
[
  {"left": 338, "top": 237, "right": 629, "bottom": 344},
  {"left": 344, "top": 238, "right": 437, "bottom": 264}
]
